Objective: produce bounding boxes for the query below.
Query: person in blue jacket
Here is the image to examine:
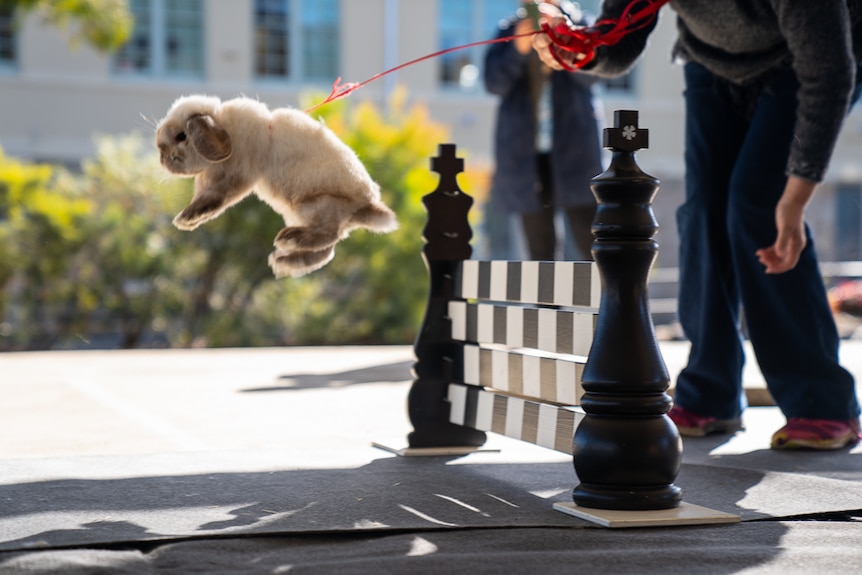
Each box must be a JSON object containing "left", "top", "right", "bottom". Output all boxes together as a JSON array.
[{"left": 484, "top": 0, "right": 603, "bottom": 261}]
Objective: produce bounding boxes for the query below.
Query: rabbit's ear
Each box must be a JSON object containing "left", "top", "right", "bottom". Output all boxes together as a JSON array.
[{"left": 186, "top": 114, "right": 232, "bottom": 162}]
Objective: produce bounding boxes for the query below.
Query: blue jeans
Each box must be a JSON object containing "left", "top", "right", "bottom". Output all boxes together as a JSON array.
[{"left": 674, "top": 62, "right": 861, "bottom": 421}]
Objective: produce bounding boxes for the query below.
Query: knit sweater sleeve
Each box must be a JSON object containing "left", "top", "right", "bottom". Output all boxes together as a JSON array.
[{"left": 772, "top": 0, "right": 856, "bottom": 182}]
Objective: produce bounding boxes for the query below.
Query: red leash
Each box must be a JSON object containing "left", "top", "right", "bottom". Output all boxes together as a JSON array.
[
  {"left": 304, "top": 33, "right": 536, "bottom": 114},
  {"left": 304, "top": 0, "right": 671, "bottom": 114}
]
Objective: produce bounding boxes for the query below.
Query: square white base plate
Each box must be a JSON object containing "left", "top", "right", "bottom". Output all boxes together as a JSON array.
[
  {"left": 554, "top": 501, "right": 740, "bottom": 528},
  {"left": 371, "top": 442, "right": 500, "bottom": 457}
]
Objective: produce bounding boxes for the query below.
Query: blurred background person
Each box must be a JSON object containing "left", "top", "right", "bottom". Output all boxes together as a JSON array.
[{"left": 483, "top": 0, "right": 603, "bottom": 261}]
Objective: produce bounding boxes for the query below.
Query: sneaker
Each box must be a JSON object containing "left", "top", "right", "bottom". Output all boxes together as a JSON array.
[
  {"left": 770, "top": 418, "right": 862, "bottom": 450},
  {"left": 668, "top": 405, "right": 743, "bottom": 437}
]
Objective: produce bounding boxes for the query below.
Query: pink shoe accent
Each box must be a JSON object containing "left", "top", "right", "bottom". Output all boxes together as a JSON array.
[
  {"left": 771, "top": 418, "right": 862, "bottom": 450},
  {"left": 668, "top": 405, "right": 742, "bottom": 438}
]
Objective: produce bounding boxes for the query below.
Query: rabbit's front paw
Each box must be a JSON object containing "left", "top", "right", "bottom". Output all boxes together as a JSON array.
[
  {"left": 268, "top": 247, "right": 335, "bottom": 278},
  {"left": 173, "top": 212, "right": 203, "bottom": 230},
  {"left": 273, "top": 227, "right": 304, "bottom": 251},
  {"left": 173, "top": 204, "right": 218, "bottom": 230}
]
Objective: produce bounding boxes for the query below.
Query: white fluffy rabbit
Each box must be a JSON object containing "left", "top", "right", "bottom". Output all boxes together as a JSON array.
[{"left": 155, "top": 95, "right": 398, "bottom": 277}]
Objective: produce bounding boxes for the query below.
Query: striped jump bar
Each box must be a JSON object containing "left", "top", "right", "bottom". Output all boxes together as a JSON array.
[
  {"left": 448, "top": 383, "right": 584, "bottom": 454},
  {"left": 449, "top": 301, "right": 597, "bottom": 357},
  {"left": 460, "top": 343, "right": 585, "bottom": 406},
  {"left": 457, "top": 260, "right": 601, "bottom": 308}
]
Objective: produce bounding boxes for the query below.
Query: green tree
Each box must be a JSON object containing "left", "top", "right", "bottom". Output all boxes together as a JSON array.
[{"left": 0, "top": 0, "right": 132, "bottom": 52}]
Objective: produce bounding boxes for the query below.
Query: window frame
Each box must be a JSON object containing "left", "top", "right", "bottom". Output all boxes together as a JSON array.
[
  {"left": 113, "top": 0, "right": 206, "bottom": 80},
  {"left": 0, "top": 5, "right": 17, "bottom": 72},
  {"left": 437, "top": 0, "right": 518, "bottom": 94},
  {"left": 253, "top": 0, "right": 341, "bottom": 85}
]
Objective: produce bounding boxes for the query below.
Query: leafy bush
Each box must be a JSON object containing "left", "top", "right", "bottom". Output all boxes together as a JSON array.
[
  {"left": 0, "top": 149, "right": 91, "bottom": 348},
  {"left": 2, "top": 0, "right": 133, "bottom": 52}
]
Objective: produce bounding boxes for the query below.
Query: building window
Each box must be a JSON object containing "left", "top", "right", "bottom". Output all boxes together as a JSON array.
[
  {"left": 255, "top": 0, "right": 288, "bottom": 77},
  {"left": 113, "top": 0, "right": 204, "bottom": 78},
  {"left": 578, "top": 0, "right": 603, "bottom": 15},
  {"left": 438, "top": 0, "right": 517, "bottom": 92},
  {"left": 254, "top": 0, "right": 339, "bottom": 82},
  {"left": 0, "top": 5, "right": 15, "bottom": 68}
]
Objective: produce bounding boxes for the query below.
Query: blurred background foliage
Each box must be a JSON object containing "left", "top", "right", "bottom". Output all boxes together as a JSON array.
[
  {"left": 0, "top": 92, "right": 490, "bottom": 350},
  {"left": 0, "top": 0, "right": 133, "bottom": 52}
]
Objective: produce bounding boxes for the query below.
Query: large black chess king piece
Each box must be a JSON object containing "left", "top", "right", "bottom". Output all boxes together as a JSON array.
[
  {"left": 408, "top": 144, "right": 486, "bottom": 448},
  {"left": 573, "top": 110, "right": 683, "bottom": 510}
]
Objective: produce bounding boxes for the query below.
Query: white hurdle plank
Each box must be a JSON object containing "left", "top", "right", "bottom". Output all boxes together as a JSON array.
[
  {"left": 448, "top": 383, "right": 584, "bottom": 454},
  {"left": 449, "top": 301, "right": 596, "bottom": 357},
  {"left": 460, "top": 344, "right": 584, "bottom": 405},
  {"left": 456, "top": 260, "right": 600, "bottom": 308}
]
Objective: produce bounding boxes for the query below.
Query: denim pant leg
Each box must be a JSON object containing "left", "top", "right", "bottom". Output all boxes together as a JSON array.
[
  {"left": 676, "top": 62, "right": 860, "bottom": 421},
  {"left": 674, "top": 62, "right": 749, "bottom": 419},
  {"left": 727, "top": 69, "right": 860, "bottom": 421}
]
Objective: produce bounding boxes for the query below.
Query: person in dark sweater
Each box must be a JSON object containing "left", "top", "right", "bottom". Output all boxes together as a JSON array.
[
  {"left": 484, "top": 0, "right": 603, "bottom": 261},
  {"left": 533, "top": 0, "right": 862, "bottom": 449}
]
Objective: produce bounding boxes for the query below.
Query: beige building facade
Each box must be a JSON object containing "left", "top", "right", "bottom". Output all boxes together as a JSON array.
[{"left": 1, "top": 0, "right": 860, "bottom": 263}]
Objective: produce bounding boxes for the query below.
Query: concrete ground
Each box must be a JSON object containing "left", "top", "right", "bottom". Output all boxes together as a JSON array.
[{"left": 0, "top": 341, "right": 861, "bottom": 574}]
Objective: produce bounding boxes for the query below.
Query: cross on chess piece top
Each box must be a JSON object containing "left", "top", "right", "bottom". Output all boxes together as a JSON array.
[
  {"left": 603, "top": 109, "right": 649, "bottom": 153},
  {"left": 431, "top": 143, "right": 464, "bottom": 194}
]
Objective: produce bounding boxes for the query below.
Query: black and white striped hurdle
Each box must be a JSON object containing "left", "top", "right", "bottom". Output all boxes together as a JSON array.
[
  {"left": 443, "top": 259, "right": 598, "bottom": 452},
  {"left": 439, "top": 258, "right": 602, "bottom": 453},
  {"left": 400, "top": 123, "right": 739, "bottom": 528}
]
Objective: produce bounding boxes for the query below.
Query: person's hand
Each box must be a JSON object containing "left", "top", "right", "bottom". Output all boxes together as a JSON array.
[
  {"left": 755, "top": 176, "right": 816, "bottom": 274},
  {"left": 515, "top": 2, "right": 563, "bottom": 54},
  {"left": 514, "top": 17, "right": 537, "bottom": 54},
  {"left": 531, "top": 16, "right": 589, "bottom": 70}
]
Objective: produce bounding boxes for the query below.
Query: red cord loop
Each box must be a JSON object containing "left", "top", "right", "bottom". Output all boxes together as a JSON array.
[{"left": 541, "top": 20, "right": 597, "bottom": 70}]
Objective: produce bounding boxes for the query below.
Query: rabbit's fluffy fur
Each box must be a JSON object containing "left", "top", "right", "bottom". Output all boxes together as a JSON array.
[{"left": 156, "top": 95, "right": 397, "bottom": 277}]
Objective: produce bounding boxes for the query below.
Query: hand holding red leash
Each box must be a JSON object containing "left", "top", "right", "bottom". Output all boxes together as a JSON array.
[
  {"left": 532, "top": 0, "right": 671, "bottom": 72},
  {"left": 533, "top": 16, "right": 595, "bottom": 70}
]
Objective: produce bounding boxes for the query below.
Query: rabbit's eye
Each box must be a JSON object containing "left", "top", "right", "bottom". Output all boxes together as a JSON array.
[{"left": 175, "top": 132, "right": 187, "bottom": 143}]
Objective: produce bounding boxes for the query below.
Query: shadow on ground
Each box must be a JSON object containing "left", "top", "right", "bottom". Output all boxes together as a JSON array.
[{"left": 242, "top": 361, "right": 415, "bottom": 392}]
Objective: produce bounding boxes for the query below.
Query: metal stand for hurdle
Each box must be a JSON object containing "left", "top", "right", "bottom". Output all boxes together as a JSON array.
[{"left": 386, "top": 111, "right": 738, "bottom": 528}]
